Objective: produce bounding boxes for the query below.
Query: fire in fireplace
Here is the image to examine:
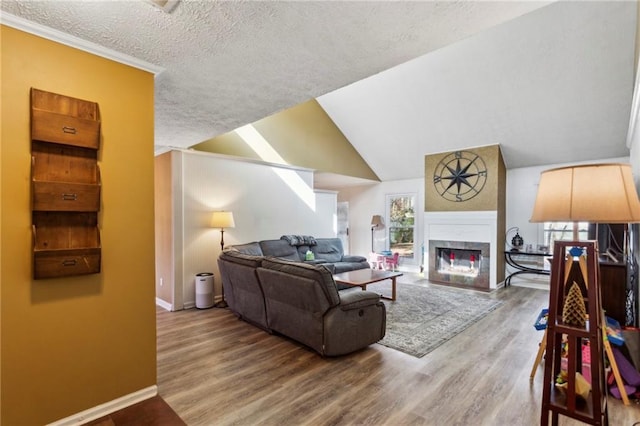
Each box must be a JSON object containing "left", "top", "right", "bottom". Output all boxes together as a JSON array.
[
  {"left": 428, "top": 240, "right": 490, "bottom": 289},
  {"left": 436, "top": 248, "right": 481, "bottom": 278}
]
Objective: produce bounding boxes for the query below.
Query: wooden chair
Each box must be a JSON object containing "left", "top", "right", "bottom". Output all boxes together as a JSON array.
[{"left": 384, "top": 252, "right": 399, "bottom": 271}]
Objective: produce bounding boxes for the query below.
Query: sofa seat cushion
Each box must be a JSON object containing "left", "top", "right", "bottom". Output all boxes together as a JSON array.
[
  {"left": 342, "top": 254, "right": 367, "bottom": 263},
  {"left": 333, "top": 261, "right": 371, "bottom": 274}
]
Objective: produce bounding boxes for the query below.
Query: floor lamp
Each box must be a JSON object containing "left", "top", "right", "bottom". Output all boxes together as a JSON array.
[
  {"left": 530, "top": 163, "right": 640, "bottom": 425},
  {"left": 211, "top": 211, "right": 235, "bottom": 308},
  {"left": 371, "top": 215, "right": 383, "bottom": 252}
]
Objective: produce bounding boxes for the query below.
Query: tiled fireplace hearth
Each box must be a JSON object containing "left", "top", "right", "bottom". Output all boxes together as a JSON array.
[{"left": 424, "top": 211, "right": 499, "bottom": 290}]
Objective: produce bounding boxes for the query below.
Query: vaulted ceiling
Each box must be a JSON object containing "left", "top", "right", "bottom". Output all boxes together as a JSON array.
[{"left": 2, "top": 1, "right": 636, "bottom": 187}]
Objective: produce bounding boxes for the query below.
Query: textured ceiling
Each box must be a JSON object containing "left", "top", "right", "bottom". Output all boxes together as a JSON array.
[{"left": 1, "top": 1, "right": 636, "bottom": 186}]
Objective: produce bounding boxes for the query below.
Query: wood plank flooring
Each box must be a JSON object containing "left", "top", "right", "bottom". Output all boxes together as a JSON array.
[
  {"left": 84, "top": 396, "right": 185, "bottom": 426},
  {"left": 157, "top": 275, "right": 640, "bottom": 425}
]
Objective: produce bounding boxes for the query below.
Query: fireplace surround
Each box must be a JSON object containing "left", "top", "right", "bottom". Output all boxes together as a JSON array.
[
  {"left": 424, "top": 211, "right": 500, "bottom": 290},
  {"left": 429, "top": 240, "right": 490, "bottom": 288}
]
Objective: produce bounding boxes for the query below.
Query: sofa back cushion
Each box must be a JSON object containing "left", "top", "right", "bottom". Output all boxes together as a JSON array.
[
  {"left": 296, "top": 245, "right": 313, "bottom": 260},
  {"left": 260, "top": 258, "right": 340, "bottom": 306},
  {"left": 312, "top": 238, "right": 344, "bottom": 263},
  {"left": 228, "top": 242, "right": 264, "bottom": 256},
  {"left": 259, "top": 239, "right": 301, "bottom": 261},
  {"left": 219, "top": 250, "right": 263, "bottom": 267}
]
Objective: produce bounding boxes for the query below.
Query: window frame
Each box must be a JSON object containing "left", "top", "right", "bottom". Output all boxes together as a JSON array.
[
  {"left": 385, "top": 193, "right": 418, "bottom": 264},
  {"left": 541, "top": 221, "right": 590, "bottom": 253}
]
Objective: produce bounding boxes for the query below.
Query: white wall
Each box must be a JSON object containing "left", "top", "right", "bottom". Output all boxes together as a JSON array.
[
  {"left": 505, "top": 156, "right": 631, "bottom": 250},
  {"left": 338, "top": 178, "right": 424, "bottom": 271},
  {"left": 173, "top": 150, "right": 337, "bottom": 309}
]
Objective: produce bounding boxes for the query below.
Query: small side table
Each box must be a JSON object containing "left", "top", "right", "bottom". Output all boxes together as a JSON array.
[{"left": 504, "top": 250, "right": 551, "bottom": 286}]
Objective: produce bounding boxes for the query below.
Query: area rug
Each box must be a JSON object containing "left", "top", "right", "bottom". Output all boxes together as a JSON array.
[{"left": 364, "top": 281, "right": 504, "bottom": 358}]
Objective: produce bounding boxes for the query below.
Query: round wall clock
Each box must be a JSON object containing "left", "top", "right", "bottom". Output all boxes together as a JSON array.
[{"left": 433, "top": 150, "right": 488, "bottom": 202}]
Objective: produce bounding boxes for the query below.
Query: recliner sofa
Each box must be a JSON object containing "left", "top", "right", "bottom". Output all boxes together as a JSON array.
[
  {"left": 230, "top": 236, "right": 370, "bottom": 274},
  {"left": 217, "top": 250, "right": 386, "bottom": 356}
]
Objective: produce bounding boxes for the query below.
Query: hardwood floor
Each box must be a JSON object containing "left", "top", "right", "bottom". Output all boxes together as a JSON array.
[
  {"left": 84, "top": 396, "right": 185, "bottom": 426},
  {"left": 156, "top": 274, "right": 640, "bottom": 425}
]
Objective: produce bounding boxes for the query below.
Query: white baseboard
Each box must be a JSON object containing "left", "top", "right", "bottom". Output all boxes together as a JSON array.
[
  {"left": 47, "top": 385, "right": 158, "bottom": 426},
  {"left": 511, "top": 281, "right": 551, "bottom": 291},
  {"left": 155, "top": 297, "right": 173, "bottom": 311},
  {"left": 156, "top": 296, "right": 222, "bottom": 311}
]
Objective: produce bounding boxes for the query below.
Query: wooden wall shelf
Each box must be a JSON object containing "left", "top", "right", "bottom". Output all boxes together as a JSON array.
[
  {"left": 32, "top": 211, "right": 101, "bottom": 279},
  {"left": 31, "top": 88, "right": 100, "bottom": 149},
  {"left": 30, "top": 88, "right": 102, "bottom": 279}
]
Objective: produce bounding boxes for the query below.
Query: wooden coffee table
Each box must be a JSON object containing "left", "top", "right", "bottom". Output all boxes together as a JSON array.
[{"left": 333, "top": 268, "right": 403, "bottom": 301}]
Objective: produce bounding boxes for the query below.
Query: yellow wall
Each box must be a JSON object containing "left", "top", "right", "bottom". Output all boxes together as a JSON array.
[
  {"left": 1, "top": 26, "right": 156, "bottom": 424},
  {"left": 193, "top": 99, "right": 380, "bottom": 182}
]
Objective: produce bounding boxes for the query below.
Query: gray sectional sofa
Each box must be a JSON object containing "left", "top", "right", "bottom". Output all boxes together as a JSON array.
[
  {"left": 229, "top": 236, "right": 370, "bottom": 274},
  {"left": 217, "top": 250, "right": 386, "bottom": 356}
]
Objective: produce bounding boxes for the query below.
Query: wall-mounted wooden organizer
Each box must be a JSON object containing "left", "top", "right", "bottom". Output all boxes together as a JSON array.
[{"left": 31, "top": 88, "right": 102, "bottom": 279}]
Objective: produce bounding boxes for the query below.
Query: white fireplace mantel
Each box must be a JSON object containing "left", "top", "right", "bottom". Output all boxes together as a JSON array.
[{"left": 424, "top": 211, "right": 499, "bottom": 289}]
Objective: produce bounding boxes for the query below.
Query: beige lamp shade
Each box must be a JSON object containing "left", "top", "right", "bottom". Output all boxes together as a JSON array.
[
  {"left": 371, "top": 215, "right": 383, "bottom": 227},
  {"left": 211, "top": 211, "right": 235, "bottom": 229},
  {"left": 530, "top": 163, "right": 640, "bottom": 223}
]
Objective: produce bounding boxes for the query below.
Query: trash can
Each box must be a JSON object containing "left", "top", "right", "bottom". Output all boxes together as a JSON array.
[{"left": 195, "top": 272, "right": 214, "bottom": 309}]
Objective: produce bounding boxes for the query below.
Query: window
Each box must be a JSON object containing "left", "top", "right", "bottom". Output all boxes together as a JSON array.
[
  {"left": 543, "top": 222, "right": 589, "bottom": 253},
  {"left": 386, "top": 194, "right": 416, "bottom": 263}
]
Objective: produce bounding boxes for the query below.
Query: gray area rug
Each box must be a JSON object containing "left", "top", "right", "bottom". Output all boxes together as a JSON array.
[{"left": 362, "top": 280, "right": 504, "bottom": 358}]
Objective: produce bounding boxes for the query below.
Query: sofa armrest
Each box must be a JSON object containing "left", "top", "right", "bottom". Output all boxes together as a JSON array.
[
  {"left": 323, "top": 294, "right": 386, "bottom": 356},
  {"left": 338, "top": 290, "right": 381, "bottom": 310},
  {"left": 341, "top": 255, "right": 367, "bottom": 262}
]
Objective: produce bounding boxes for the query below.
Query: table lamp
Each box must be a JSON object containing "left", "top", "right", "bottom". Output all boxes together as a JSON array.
[{"left": 530, "top": 163, "right": 640, "bottom": 422}]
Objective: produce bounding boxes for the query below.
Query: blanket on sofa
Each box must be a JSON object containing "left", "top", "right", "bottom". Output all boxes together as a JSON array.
[{"left": 280, "top": 235, "right": 317, "bottom": 246}]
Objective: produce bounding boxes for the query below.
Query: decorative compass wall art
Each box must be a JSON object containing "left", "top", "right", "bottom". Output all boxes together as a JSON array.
[{"left": 433, "top": 150, "right": 488, "bottom": 202}]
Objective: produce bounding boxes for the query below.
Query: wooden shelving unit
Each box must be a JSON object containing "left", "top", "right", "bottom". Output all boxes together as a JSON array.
[
  {"left": 30, "top": 88, "right": 102, "bottom": 279},
  {"left": 541, "top": 240, "right": 608, "bottom": 425}
]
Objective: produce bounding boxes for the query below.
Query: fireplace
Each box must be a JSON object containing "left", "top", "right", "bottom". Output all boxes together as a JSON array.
[
  {"left": 429, "top": 240, "right": 490, "bottom": 289},
  {"left": 424, "top": 211, "right": 499, "bottom": 290},
  {"left": 436, "top": 248, "right": 481, "bottom": 277}
]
